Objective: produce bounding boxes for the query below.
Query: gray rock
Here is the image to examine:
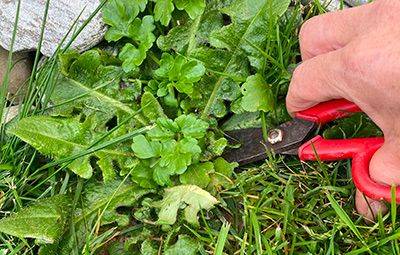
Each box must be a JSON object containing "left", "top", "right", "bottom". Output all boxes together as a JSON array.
[
  {"left": 2, "top": 105, "right": 19, "bottom": 124},
  {"left": 345, "top": 0, "right": 370, "bottom": 7},
  {"left": 0, "top": 0, "right": 107, "bottom": 57},
  {"left": 301, "top": 0, "right": 348, "bottom": 11},
  {"left": 0, "top": 46, "right": 32, "bottom": 98}
]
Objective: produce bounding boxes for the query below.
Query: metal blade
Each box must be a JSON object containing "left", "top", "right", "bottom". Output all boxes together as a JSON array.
[{"left": 222, "top": 118, "right": 316, "bottom": 165}]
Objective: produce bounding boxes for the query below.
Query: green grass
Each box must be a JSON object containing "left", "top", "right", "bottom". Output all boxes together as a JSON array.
[{"left": 0, "top": 1, "right": 398, "bottom": 254}]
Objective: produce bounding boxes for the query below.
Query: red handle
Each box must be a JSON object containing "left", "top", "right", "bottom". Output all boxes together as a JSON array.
[
  {"left": 295, "top": 99, "right": 361, "bottom": 125},
  {"left": 299, "top": 136, "right": 400, "bottom": 203},
  {"left": 295, "top": 99, "right": 399, "bottom": 203}
]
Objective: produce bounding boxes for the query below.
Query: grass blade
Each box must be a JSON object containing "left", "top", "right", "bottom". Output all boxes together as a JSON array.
[
  {"left": 326, "top": 192, "right": 364, "bottom": 243},
  {"left": 214, "top": 221, "right": 230, "bottom": 255}
]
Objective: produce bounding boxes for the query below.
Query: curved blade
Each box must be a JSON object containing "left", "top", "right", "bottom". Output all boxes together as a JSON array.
[{"left": 222, "top": 118, "right": 316, "bottom": 165}]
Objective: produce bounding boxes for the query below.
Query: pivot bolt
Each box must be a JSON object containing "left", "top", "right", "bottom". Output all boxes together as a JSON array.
[{"left": 267, "top": 129, "right": 283, "bottom": 144}]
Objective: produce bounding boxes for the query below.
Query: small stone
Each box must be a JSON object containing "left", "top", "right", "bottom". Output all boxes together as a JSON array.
[
  {"left": 0, "top": 46, "right": 32, "bottom": 98},
  {"left": 2, "top": 105, "right": 19, "bottom": 124},
  {"left": 345, "top": 0, "right": 370, "bottom": 7},
  {"left": 0, "top": 0, "right": 107, "bottom": 57},
  {"left": 301, "top": 0, "right": 349, "bottom": 11}
]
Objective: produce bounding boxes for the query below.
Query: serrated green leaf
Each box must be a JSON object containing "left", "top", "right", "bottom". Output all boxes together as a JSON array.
[
  {"left": 157, "top": 3, "right": 225, "bottom": 53},
  {"left": 9, "top": 116, "right": 133, "bottom": 181},
  {"left": 211, "top": 0, "right": 291, "bottom": 70},
  {"left": 51, "top": 73, "right": 146, "bottom": 126},
  {"left": 119, "top": 16, "right": 156, "bottom": 72},
  {"left": 131, "top": 160, "right": 158, "bottom": 188},
  {"left": 154, "top": 185, "right": 218, "bottom": 225},
  {"left": 148, "top": 118, "right": 179, "bottom": 141},
  {"left": 0, "top": 195, "right": 71, "bottom": 244},
  {"left": 154, "top": 138, "right": 202, "bottom": 185},
  {"left": 192, "top": 0, "right": 290, "bottom": 117},
  {"left": 103, "top": 0, "right": 148, "bottom": 41},
  {"left": 175, "top": 114, "right": 209, "bottom": 138},
  {"left": 174, "top": 0, "right": 206, "bottom": 19},
  {"left": 154, "top": 0, "right": 175, "bottom": 26},
  {"left": 75, "top": 180, "right": 152, "bottom": 227},
  {"left": 241, "top": 74, "right": 274, "bottom": 112}
]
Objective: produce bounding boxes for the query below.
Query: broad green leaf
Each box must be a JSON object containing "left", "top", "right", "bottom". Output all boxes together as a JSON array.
[
  {"left": 222, "top": 0, "right": 290, "bottom": 21},
  {"left": 0, "top": 195, "right": 71, "bottom": 244},
  {"left": 211, "top": 0, "right": 291, "bottom": 70},
  {"left": 175, "top": 114, "right": 209, "bottom": 138},
  {"left": 192, "top": 0, "right": 290, "bottom": 117},
  {"left": 174, "top": 0, "right": 206, "bottom": 19},
  {"left": 241, "top": 74, "right": 274, "bottom": 112},
  {"left": 119, "top": 16, "right": 156, "bottom": 72},
  {"left": 141, "top": 240, "right": 158, "bottom": 255},
  {"left": 154, "top": 185, "right": 218, "bottom": 225},
  {"left": 154, "top": 138, "right": 202, "bottom": 185},
  {"left": 157, "top": 1, "right": 225, "bottom": 53},
  {"left": 103, "top": 0, "right": 148, "bottom": 41},
  {"left": 154, "top": 0, "right": 175, "bottom": 26},
  {"left": 179, "top": 162, "right": 214, "bottom": 188},
  {"left": 208, "top": 157, "right": 237, "bottom": 192},
  {"left": 51, "top": 73, "right": 146, "bottom": 126},
  {"left": 148, "top": 118, "right": 179, "bottom": 141},
  {"left": 131, "top": 134, "right": 161, "bottom": 159},
  {"left": 132, "top": 114, "right": 208, "bottom": 186},
  {"left": 141, "top": 92, "right": 166, "bottom": 123},
  {"left": 67, "top": 50, "right": 102, "bottom": 84},
  {"left": 9, "top": 116, "right": 133, "bottom": 181},
  {"left": 164, "top": 235, "right": 200, "bottom": 255},
  {"left": 131, "top": 160, "right": 158, "bottom": 188},
  {"left": 74, "top": 180, "right": 152, "bottom": 227}
]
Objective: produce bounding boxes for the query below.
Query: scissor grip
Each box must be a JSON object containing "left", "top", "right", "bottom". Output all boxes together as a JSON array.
[
  {"left": 298, "top": 136, "right": 400, "bottom": 203},
  {"left": 295, "top": 99, "right": 361, "bottom": 125}
]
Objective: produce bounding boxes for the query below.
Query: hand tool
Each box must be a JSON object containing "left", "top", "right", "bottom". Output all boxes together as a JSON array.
[{"left": 222, "top": 99, "right": 399, "bottom": 203}]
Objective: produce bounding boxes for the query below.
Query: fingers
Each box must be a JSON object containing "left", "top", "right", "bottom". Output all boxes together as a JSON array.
[
  {"left": 355, "top": 141, "right": 400, "bottom": 221},
  {"left": 299, "top": 3, "right": 373, "bottom": 60},
  {"left": 355, "top": 189, "right": 387, "bottom": 223},
  {"left": 286, "top": 49, "right": 346, "bottom": 115}
]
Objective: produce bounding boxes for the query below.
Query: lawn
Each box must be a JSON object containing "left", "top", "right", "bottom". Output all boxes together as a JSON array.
[{"left": 0, "top": 0, "right": 398, "bottom": 254}]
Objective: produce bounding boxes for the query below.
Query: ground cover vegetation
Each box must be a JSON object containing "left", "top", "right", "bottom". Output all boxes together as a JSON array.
[{"left": 0, "top": 0, "right": 398, "bottom": 254}]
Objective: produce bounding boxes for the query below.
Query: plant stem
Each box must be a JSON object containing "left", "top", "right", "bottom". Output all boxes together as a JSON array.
[{"left": 260, "top": 111, "right": 268, "bottom": 141}]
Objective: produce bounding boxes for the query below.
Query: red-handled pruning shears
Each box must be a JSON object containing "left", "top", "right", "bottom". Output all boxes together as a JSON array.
[{"left": 222, "top": 99, "right": 398, "bottom": 203}]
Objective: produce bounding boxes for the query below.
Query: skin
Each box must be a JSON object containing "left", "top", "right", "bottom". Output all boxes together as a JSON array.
[{"left": 286, "top": 0, "right": 400, "bottom": 221}]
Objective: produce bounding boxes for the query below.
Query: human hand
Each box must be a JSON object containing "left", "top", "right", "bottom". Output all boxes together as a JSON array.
[{"left": 286, "top": 0, "right": 400, "bottom": 221}]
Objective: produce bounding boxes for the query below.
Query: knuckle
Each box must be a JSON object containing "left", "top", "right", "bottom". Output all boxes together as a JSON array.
[
  {"left": 288, "top": 66, "right": 307, "bottom": 98},
  {"left": 299, "top": 18, "right": 318, "bottom": 47}
]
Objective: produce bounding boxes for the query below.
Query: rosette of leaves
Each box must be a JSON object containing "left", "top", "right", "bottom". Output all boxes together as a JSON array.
[
  {"left": 131, "top": 114, "right": 209, "bottom": 186},
  {"left": 148, "top": 53, "right": 206, "bottom": 114}
]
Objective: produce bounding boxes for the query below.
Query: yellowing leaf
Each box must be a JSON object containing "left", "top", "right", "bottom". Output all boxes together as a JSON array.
[{"left": 154, "top": 185, "right": 218, "bottom": 225}]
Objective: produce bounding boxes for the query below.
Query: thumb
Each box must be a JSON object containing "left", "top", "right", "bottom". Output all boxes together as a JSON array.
[{"left": 286, "top": 50, "right": 346, "bottom": 115}]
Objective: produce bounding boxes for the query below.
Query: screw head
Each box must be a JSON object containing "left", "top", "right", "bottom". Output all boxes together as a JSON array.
[{"left": 267, "top": 129, "right": 283, "bottom": 144}]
